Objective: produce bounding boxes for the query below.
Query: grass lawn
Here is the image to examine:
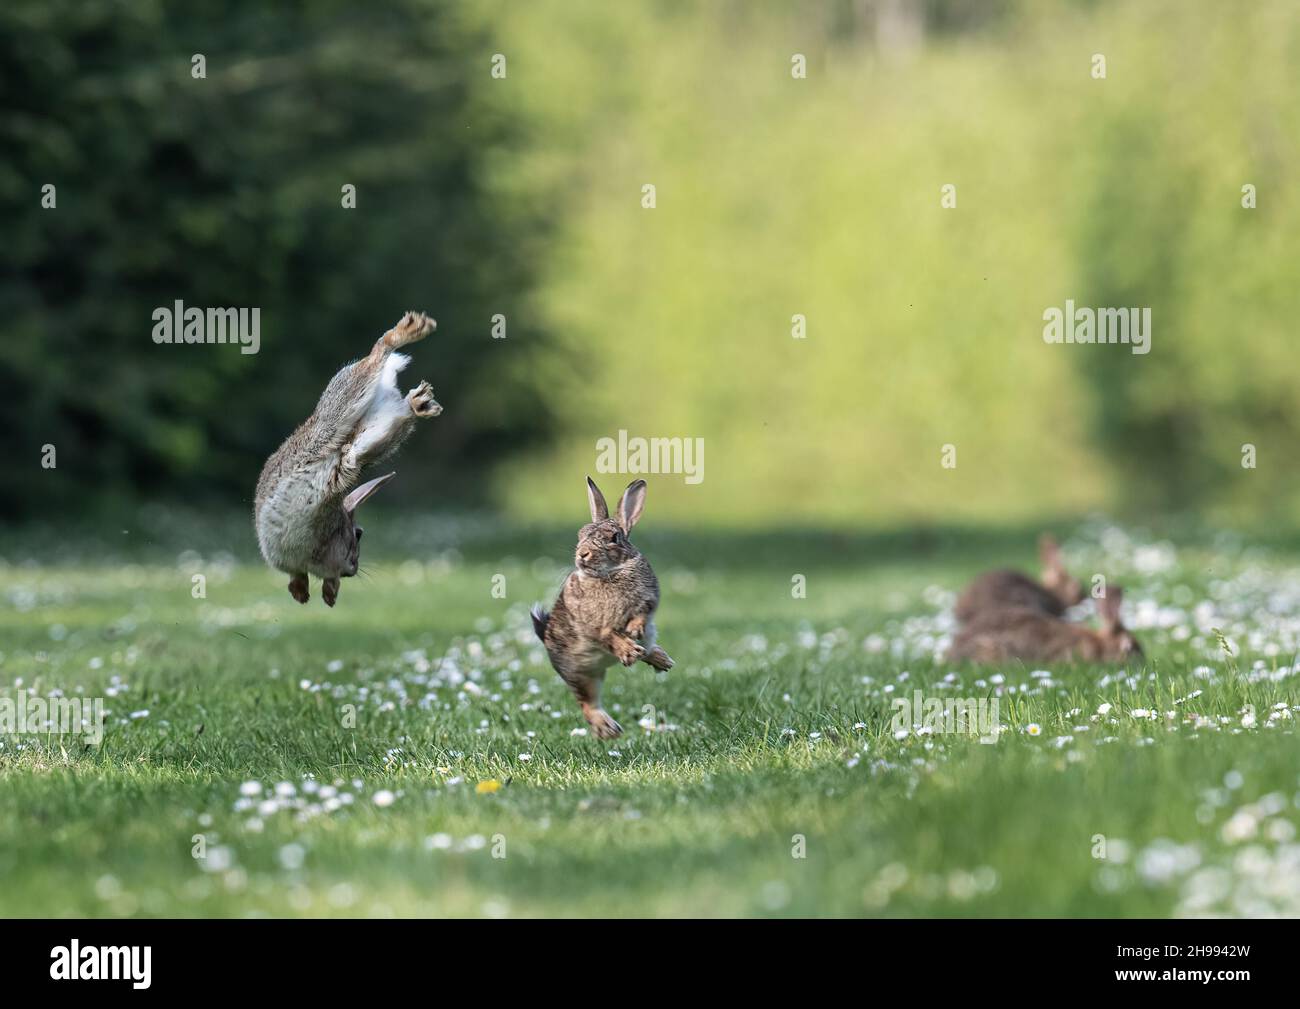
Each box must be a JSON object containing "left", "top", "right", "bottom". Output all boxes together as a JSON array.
[{"left": 2, "top": 513, "right": 1298, "bottom": 918}]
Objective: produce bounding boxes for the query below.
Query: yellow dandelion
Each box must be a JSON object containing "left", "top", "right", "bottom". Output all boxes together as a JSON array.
[{"left": 475, "top": 779, "right": 502, "bottom": 794}]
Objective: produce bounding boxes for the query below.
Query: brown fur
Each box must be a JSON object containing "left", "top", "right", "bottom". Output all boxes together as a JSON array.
[
  {"left": 532, "top": 477, "right": 674, "bottom": 739},
  {"left": 953, "top": 534, "right": 1085, "bottom": 624},
  {"left": 948, "top": 586, "right": 1142, "bottom": 664},
  {"left": 253, "top": 311, "right": 440, "bottom": 605}
]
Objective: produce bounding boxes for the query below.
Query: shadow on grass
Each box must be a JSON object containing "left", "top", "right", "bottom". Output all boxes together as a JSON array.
[{"left": 3, "top": 506, "right": 1296, "bottom": 574}]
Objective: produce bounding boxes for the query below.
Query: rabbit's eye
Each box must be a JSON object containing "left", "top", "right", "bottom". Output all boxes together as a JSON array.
[
  {"left": 608, "top": 531, "right": 618, "bottom": 542},
  {"left": 355, "top": 527, "right": 364, "bottom": 542}
]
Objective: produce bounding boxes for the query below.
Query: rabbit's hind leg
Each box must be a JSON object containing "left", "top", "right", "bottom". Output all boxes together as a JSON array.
[
  {"left": 643, "top": 645, "right": 674, "bottom": 671},
  {"left": 288, "top": 573, "right": 310, "bottom": 604},
  {"left": 584, "top": 705, "right": 622, "bottom": 739},
  {"left": 562, "top": 670, "right": 622, "bottom": 739},
  {"left": 375, "top": 311, "right": 435, "bottom": 352}
]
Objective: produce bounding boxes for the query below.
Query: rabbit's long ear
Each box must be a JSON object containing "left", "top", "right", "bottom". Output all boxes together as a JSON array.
[
  {"left": 344, "top": 472, "right": 395, "bottom": 514},
  {"left": 1096, "top": 585, "right": 1123, "bottom": 628},
  {"left": 616, "top": 479, "right": 647, "bottom": 534},
  {"left": 1038, "top": 534, "right": 1062, "bottom": 570},
  {"left": 586, "top": 476, "right": 609, "bottom": 521}
]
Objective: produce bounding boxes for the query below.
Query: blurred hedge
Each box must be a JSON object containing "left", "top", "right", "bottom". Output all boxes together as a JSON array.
[
  {"left": 0, "top": 0, "right": 550, "bottom": 519},
  {"left": 5, "top": 0, "right": 1300, "bottom": 528},
  {"left": 482, "top": 0, "right": 1300, "bottom": 526}
]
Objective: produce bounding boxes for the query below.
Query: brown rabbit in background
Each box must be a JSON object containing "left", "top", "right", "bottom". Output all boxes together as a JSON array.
[
  {"left": 953, "top": 534, "right": 1085, "bottom": 624},
  {"left": 532, "top": 477, "right": 674, "bottom": 739},
  {"left": 254, "top": 311, "right": 442, "bottom": 606},
  {"left": 947, "top": 586, "right": 1142, "bottom": 664}
]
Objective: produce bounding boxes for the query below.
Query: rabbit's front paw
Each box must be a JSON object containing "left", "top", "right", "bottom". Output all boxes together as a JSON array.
[
  {"left": 585, "top": 708, "right": 623, "bottom": 739},
  {"left": 407, "top": 380, "right": 442, "bottom": 417},
  {"left": 384, "top": 311, "right": 436, "bottom": 348},
  {"left": 612, "top": 636, "right": 644, "bottom": 667},
  {"left": 322, "top": 577, "right": 340, "bottom": 607},
  {"left": 288, "top": 574, "right": 310, "bottom": 604},
  {"left": 625, "top": 614, "right": 647, "bottom": 639}
]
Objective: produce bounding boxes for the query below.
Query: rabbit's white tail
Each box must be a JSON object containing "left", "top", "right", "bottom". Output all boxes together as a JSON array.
[{"left": 530, "top": 604, "right": 549, "bottom": 642}]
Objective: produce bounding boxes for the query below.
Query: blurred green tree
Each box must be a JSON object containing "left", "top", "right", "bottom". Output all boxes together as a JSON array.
[
  {"left": 0, "top": 0, "right": 550, "bottom": 519},
  {"left": 482, "top": 0, "right": 1300, "bottom": 527}
]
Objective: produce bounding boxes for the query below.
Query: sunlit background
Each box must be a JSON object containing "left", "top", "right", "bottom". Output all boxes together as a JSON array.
[
  {"left": 5, "top": 0, "right": 1300, "bottom": 923},
  {"left": 4, "top": 0, "right": 1299, "bottom": 529}
]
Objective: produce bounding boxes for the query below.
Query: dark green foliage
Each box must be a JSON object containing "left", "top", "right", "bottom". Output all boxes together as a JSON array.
[{"left": 0, "top": 0, "right": 549, "bottom": 518}]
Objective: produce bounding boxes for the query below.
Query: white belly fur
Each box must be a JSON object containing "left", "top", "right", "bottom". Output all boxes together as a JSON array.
[
  {"left": 255, "top": 355, "right": 408, "bottom": 574},
  {"left": 345, "top": 353, "right": 410, "bottom": 468}
]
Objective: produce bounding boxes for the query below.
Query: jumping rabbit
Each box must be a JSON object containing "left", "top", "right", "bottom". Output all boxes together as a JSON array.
[
  {"left": 947, "top": 585, "right": 1142, "bottom": 664},
  {"left": 532, "top": 477, "right": 674, "bottom": 739},
  {"left": 953, "top": 534, "right": 1085, "bottom": 624},
  {"left": 254, "top": 311, "right": 441, "bottom": 607}
]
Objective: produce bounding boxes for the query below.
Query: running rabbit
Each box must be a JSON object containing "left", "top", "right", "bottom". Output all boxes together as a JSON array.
[
  {"left": 947, "top": 586, "right": 1142, "bottom": 664},
  {"left": 532, "top": 477, "right": 674, "bottom": 739},
  {"left": 953, "top": 534, "right": 1085, "bottom": 624},
  {"left": 254, "top": 311, "right": 441, "bottom": 606}
]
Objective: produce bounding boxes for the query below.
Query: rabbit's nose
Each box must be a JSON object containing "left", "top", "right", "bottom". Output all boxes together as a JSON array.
[{"left": 578, "top": 548, "right": 592, "bottom": 561}]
